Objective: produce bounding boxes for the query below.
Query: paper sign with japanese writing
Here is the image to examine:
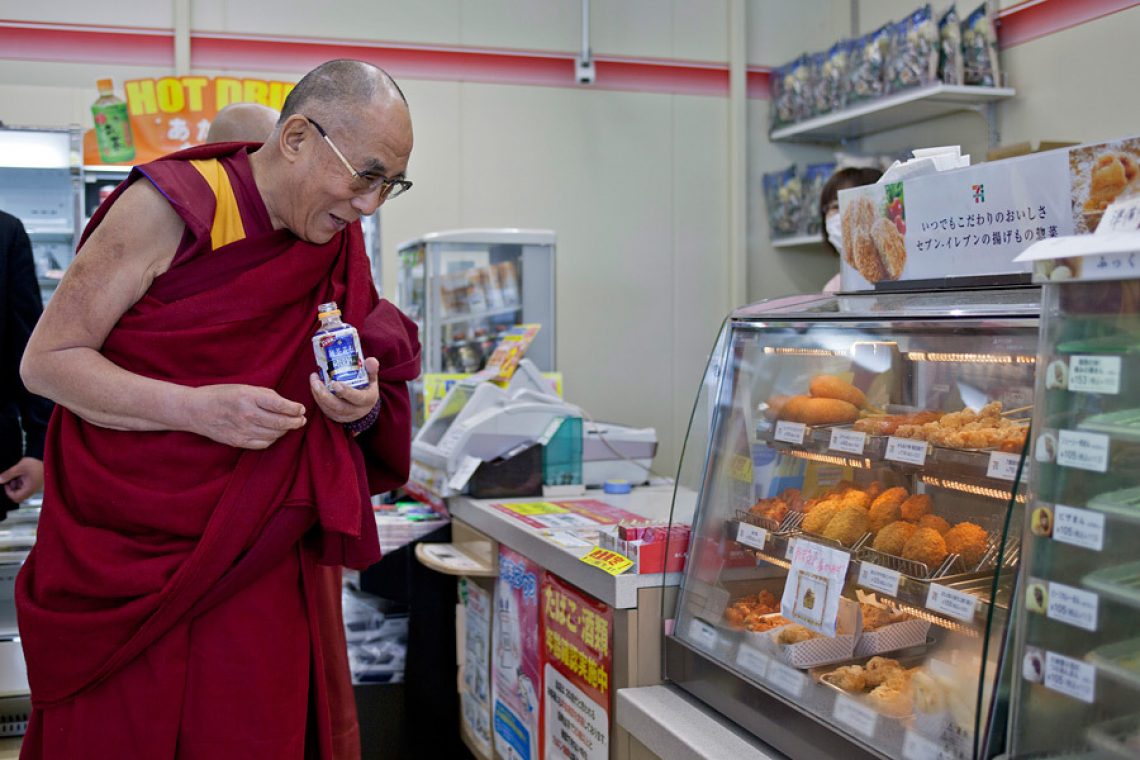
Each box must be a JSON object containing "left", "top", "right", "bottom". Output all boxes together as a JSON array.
[
  {"left": 490, "top": 499, "right": 643, "bottom": 531},
  {"left": 461, "top": 580, "right": 494, "bottom": 757},
  {"left": 83, "top": 75, "right": 296, "bottom": 165},
  {"left": 541, "top": 573, "right": 613, "bottom": 760},
  {"left": 781, "top": 541, "right": 851, "bottom": 636},
  {"left": 493, "top": 547, "right": 543, "bottom": 760},
  {"left": 579, "top": 547, "right": 633, "bottom": 576}
]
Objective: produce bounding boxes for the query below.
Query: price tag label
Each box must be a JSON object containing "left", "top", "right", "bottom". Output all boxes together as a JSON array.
[
  {"left": 829, "top": 428, "right": 867, "bottom": 455},
  {"left": 447, "top": 455, "right": 482, "bottom": 492},
  {"left": 736, "top": 523, "right": 768, "bottom": 551},
  {"left": 986, "top": 451, "right": 1022, "bottom": 481},
  {"left": 1053, "top": 504, "right": 1105, "bottom": 552},
  {"left": 903, "top": 730, "right": 948, "bottom": 760},
  {"left": 833, "top": 694, "right": 878, "bottom": 738},
  {"left": 1044, "top": 651, "right": 1096, "bottom": 703},
  {"left": 774, "top": 420, "right": 807, "bottom": 445},
  {"left": 858, "top": 563, "right": 901, "bottom": 597},
  {"left": 1068, "top": 355, "right": 1122, "bottom": 395},
  {"left": 687, "top": 618, "right": 719, "bottom": 651},
  {"left": 885, "top": 436, "right": 928, "bottom": 466},
  {"left": 1047, "top": 581, "right": 1099, "bottom": 632},
  {"left": 579, "top": 547, "right": 634, "bottom": 576},
  {"left": 765, "top": 660, "right": 806, "bottom": 698},
  {"left": 926, "top": 584, "right": 978, "bottom": 623},
  {"left": 1057, "top": 430, "right": 1110, "bottom": 473},
  {"left": 735, "top": 644, "right": 770, "bottom": 680},
  {"left": 782, "top": 541, "right": 851, "bottom": 636}
]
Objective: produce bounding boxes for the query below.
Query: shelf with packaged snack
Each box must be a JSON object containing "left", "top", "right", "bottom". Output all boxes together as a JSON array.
[
  {"left": 768, "top": 83, "right": 1015, "bottom": 144},
  {"left": 438, "top": 303, "right": 522, "bottom": 327}
]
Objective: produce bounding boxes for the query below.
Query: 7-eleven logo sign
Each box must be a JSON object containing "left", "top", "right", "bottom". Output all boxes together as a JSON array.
[{"left": 972, "top": 184, "right": 985, "bottom": 203}]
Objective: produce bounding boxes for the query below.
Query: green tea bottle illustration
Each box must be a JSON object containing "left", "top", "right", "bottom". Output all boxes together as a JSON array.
[{"left": 92, "top": 78, "right": 135, "bottom": 163}]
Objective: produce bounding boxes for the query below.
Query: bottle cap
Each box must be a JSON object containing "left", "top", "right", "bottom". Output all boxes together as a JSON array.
[
  {"left": 317, "top": 301, "right": 341, "bottom": 319},
  {"left": 96, "top": 78, "right": 114, "bottom": 94},
  {"left": 603, "top": 479, "right": 632, "bottom": 494}
]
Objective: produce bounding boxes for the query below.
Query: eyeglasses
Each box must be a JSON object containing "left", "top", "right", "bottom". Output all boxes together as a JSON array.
[{"left": 305, "top": 116, "right": 412, "bottom": 201}]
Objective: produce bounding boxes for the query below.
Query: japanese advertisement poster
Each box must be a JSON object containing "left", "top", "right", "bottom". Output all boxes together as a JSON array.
[
  {"left": 460, "top": 579, "right": 493, "bottom": 757},
  {"left": 541, "top": 574, "right": 613, "bottom": 760},
  {"left": 493, "top": 547, "right": 543, "bottom": 760}
]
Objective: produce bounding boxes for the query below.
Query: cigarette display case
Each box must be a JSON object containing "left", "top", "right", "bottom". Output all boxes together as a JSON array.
[
  {"left": 663, "top": 287, "right": 1040, "bottom": 759},
  {"left": 1008, "top": 249, "right": 1140, "bottom": 757}
]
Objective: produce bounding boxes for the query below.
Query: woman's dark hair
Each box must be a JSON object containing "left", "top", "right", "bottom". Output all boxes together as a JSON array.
[{"left": 819, "top": 166, "right": 883, "bottom": 255}]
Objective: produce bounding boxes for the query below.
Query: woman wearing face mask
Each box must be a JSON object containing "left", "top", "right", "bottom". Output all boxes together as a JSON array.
[{"left": 820, "top": 166, "right": 883, "bottom": 293}]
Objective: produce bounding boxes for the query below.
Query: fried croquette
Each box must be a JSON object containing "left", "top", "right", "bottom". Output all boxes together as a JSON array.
[
  {"left": 872, "top": 521, "right": 918, "bottom": 556},
  {"left": 871, "top": 486, "right": 908, "bottom": 512},
  {"left": 900, "top": 493, "right": 932, "bottom": 521},
  {"left": 917, "top": 514, "right": 951, "bottom": 535},
  {"left": 802, "top": 500, "right": 842, "bottom": 534},
  {"left": 901, "top": 527, "right": 949, "bottom": 571},
  {"left": 822, "top": 505, "right": 871, "bottom": 547},
  {"left": 809, "top": 374, "right": 868, "bottom": 408},
  {"left": 780, "top": 395, "right": 860, "bottom": 425},
  {"left": 868, "top": 498, "right": 902, "bottom": 533},
  {"left": 945, "top": 521, "right": 989, "bottom": 568}
]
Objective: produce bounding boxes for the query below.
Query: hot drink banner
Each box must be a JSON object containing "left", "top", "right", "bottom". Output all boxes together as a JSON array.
[{"left": 84, "top": 75, "right": 296, "bottom": 166}]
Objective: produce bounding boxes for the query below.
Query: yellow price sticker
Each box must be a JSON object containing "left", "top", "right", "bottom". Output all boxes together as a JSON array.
[
  {"left": 502, "top": 502, "right": 569, "bottom": 517},
  {"left": 579, "top": 547, "right": 634, "bottom": 576},
  {"left": 728, "top": 454, "right": 753, "bottom": 484}
]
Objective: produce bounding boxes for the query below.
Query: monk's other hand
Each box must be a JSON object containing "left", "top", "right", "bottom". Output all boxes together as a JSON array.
[
  {"left": 0, "top": 457, "right": 44, "bottom": 502},
  {"left": 309, "top": 357, "right": 380, "bottom": 424},
  {"left": 190, "top": 384, "right": 307, "bottom": 449}
]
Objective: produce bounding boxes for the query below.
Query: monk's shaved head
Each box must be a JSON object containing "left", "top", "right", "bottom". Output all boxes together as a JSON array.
[
  {"left": 279, "top": 60, "right": 406, "bottom": 131},
  {"left": 206, "top": 102, "right": 279, "bottom": 143}
]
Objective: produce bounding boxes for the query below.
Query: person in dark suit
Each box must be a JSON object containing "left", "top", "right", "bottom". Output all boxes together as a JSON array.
[{"left": 0, "top": 209, "right": 53, "bottom": 514}]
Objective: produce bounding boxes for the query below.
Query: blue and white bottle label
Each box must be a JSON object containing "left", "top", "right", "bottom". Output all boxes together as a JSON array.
[{"left": 313, "top": 328, "right": 368, "bottom": 388}]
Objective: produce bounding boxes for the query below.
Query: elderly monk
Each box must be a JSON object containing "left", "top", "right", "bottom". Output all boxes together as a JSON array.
[
  {"left": 17, "top": 59, "right": 419, "bottom": 759},
  {"left": 206, "top": 101, "right": 280, "bottom": 144}
]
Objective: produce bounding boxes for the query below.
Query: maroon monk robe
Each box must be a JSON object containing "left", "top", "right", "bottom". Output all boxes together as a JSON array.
[{"left": 16, "top": 143, "right": 420, "bottom": 759}]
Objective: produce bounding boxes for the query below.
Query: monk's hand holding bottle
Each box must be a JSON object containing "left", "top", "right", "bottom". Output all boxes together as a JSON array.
[
  {"left": 187, "top": 384, "right": 307, "bottom": 450},
  {"left": 310, "top": 356, "right": 380, "bottom": 425}
]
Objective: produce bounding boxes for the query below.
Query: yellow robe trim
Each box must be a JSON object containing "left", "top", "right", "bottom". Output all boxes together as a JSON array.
[{"left": 189, "top": 158, "right": 247, "bottom": 250}]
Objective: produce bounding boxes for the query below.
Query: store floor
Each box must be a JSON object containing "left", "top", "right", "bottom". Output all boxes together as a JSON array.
[{"left": 0, "top": 737, "right": 18, "bottom": 758}]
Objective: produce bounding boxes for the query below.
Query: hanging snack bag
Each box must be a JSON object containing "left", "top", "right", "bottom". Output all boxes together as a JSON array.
[
  {"left": 763, "top": 166, "right": 804, "bottom": 239},
  {"left": 848, "top": 25, "right": 891, "bottom": 104},
  {"left": 770, "top": 60, "right": 796, "bottom": 129},
  {"left": 787, "top": 54, "right": 813, "bottom": 123},
  {"left": 886, "top": 5, "right": 940, "bottom": 93},
  {"left": 808, "top": 50, "right": 829, "bottom": 119},
  {"left": 961, "top": 2, "right": 1001, "bottom": 86},
  {"left": 802, "top": 162, "right": 837, "bottom": 236},
  {"left": 938, "top": 5, "right": 963, "bottom": 85}
]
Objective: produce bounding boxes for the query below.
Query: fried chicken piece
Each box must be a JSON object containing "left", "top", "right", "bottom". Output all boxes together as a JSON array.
[
  {"left": 917, "top": 514, "right": 951, "bottom": 535},
  {"left": 864, "top": 656, "right": 903, "bottom": 687},
  {"left": 944, "top": 521, "right": 989, "bottom": 568},
  {"left": 744, "top": 613, "right": 791, "bottom": 632},
  {"left": 900, "top": 493, "right": 932, "bottom": 521},
  {"left": 778, "top": 625, "right": 818, "bottom": 645},
  {"left": 869, "top": 683, "right": 913, "bottom": 717},
  {"left": 861, "top": 605, "right": 895, "bottom": 632},
  {"left": 901, "top": 527, "right": 949, "bottom": 571},
  {"left": 822, "top": 505, "right": 871, "bottom": 547},
  {"left": 826, "top": 665, "right": 867, "bottom": 693},
  {"left": 872, "top": 521, "right": 918, "bottom": 556},
  {"left": 802, "top": 500, "right": 842, "bottom": 534}
]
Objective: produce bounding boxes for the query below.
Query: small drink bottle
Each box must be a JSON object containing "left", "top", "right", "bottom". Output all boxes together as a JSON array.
[
  {"left": 312, "top": 302, "right": 369, "bottom": 390},
  {"left": 91, "top": 79, "right": 135, "bottom": 164}
]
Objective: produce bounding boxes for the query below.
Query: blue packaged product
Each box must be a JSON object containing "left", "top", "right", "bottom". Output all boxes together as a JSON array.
[
  {"left": 312, "top": 300, "right": 370, "bottom": 390},
  {"left": 802, "top": 162, "right": 837, "bottom": 236}
]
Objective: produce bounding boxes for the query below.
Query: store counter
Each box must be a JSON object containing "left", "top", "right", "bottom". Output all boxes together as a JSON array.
[
  {"left": 615, "top": 685, "right": 786, "bottom": 760},
  {"left": 423, "top": 484, "right": 695, "bottom": 760}
]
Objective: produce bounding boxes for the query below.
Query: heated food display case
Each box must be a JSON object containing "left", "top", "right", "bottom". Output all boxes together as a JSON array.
[
  {"left": 1008, "top": 242, "right": 1140, "bottom": 757},
  {"left": 663, "top": 287, "right": 1039, "bottom": 759}
]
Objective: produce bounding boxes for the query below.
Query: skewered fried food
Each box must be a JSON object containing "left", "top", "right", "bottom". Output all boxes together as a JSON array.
[
  {"left": 872, "top": 521, "right": 917, "bottom": 555},
  {"left": 853, "top": 411, "right": 941, "bottom": 436},
  {"left": 944, "top": 521, "right": 989, "bottom": 568},
  {"left": 901, "top": 527, "right": 949, "bottom": 570}
]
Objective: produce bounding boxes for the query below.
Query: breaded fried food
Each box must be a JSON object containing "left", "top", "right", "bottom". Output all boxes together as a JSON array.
[
  {"left": 852, "top": 228, "right": 887, "bottom": 282},
  {"left": 822, "top": 505, "right": 870, "bottom": 547},
  {"left": 945, "top": 521, "right": 989, "bottom": 568},
  {"left": 871, "top": 486, "right": 908, "bottom": 512},
  {"left": 917, "top": 514, "right": 951, "bottom": 535},
  {"left": 780, "top": 396, "right": 860, "bottom": 425},
  {"left": 871, "top": 216, "right": 906, "bottom": 280},
  {"left": 901, "top": 527, "right": 949, "bottom": 570},
  {"left": 778, "top": 625, "right": 817, "bottom": 645},
  {"left": 868, "top": 684, "right": 912, "bottom": 717},
  {"left": 842, "top": 196, "right": 876, "bottom": 265},
  {"left": 802, "top": 500, "right": 842, "bottom": 534},
  {"left": 809, "top": 374, "right": 868, "bottom": 408},
  {"left": 864, "top": 481, "right": 885, "bottom": 500},
  {"left": 837, "top": 489, "right": 871, "bottom": 511},
  {"left": 900, "top": 493, "right": 932, "bottom": 521},
  {"left": 864, "top": 656, "right": 903, "bottom": 687},
  {"left": 868, "top": 498, "right": 902, "bottom": 533},
  {"left": 872, "top": 521, "right": 917, "bottom": 555},
  {"left": 825, "top": 665, "right": 867, "bottom": 693}
]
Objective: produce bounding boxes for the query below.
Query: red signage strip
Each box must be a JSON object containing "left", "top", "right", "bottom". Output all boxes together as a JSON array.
[{"left": 998, "top": 0, "right": 1140, "bottom": 48}]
